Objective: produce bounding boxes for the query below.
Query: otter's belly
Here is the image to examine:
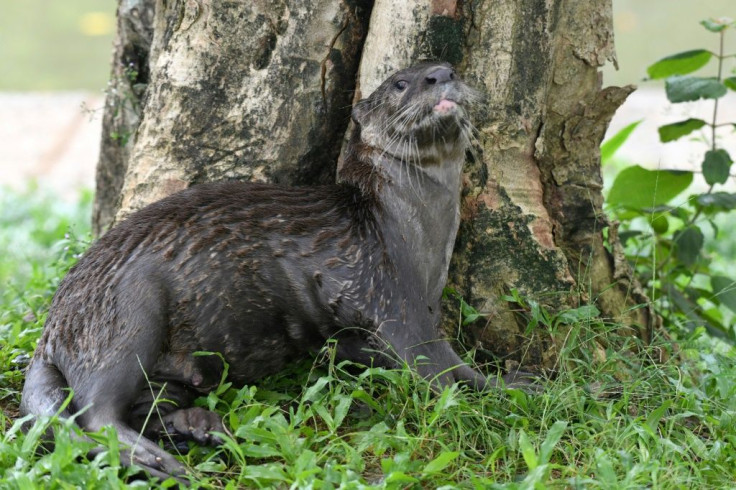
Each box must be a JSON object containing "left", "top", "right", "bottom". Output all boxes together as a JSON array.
[{"left": 162, "top": 294, "right": 328, "bottom": 387}]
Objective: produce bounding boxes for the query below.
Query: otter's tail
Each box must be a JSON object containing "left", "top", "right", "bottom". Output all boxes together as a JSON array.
[{"left": 20, "top": 359, "right": 74, "bottom": 420}]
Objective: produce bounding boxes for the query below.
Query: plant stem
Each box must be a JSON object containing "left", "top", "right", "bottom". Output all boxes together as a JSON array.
[
  {"left": 712, "top": 30, "right": 725, "bottom": 152},
  {"left": 655, "top": 31, "right": 726, "bottom": 277}
]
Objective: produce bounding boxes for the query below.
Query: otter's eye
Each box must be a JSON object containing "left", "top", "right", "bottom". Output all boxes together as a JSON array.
[{"left": 394, "top": 80, "right": 408, "bottom": 91}]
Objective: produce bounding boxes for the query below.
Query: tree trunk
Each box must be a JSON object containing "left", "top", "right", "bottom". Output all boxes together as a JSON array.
[
  {"left": 93, "top": 0, "right": 155, "bottom": 236},
  {"left": 95, "top": 0, "right": 372, "bottom": 229},
  {"left": 95, "top": 0, "right": 655, "bottom": 371}
]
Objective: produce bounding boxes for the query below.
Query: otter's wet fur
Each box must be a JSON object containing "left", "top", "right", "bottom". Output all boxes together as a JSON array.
[{"left": 21, "top": 62, "right": 513, "bottom": 480}]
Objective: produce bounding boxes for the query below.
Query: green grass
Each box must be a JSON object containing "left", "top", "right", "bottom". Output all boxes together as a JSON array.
[{"left": 1, "top": 187, "right": 736, "bottom": 488}]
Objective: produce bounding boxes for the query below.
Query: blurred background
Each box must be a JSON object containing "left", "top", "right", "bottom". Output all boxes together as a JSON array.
[
  {"left": 0, "top": 1, "right": 115, "bottom": 199},
  {"left": 0, "top": 0, "right": 733, "bottom": 201}
]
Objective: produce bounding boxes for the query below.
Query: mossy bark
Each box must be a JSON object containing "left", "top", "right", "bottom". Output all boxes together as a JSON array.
[
  {"left": 451, "top": 0, "right": 654, "bottom": 369},
  {"left": 95, "top": 0, "right": 655, "bottom": 371}
]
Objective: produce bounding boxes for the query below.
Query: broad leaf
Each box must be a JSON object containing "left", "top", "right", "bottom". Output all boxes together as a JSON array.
[
  {"left": 696, "top": 192, "right": 736, "bottom": 210},
  {"left": 607, "top": 165, "right": 693, "bottom": 209},
  {"left": 658, "top": 118, "right": 707, "bottom": 142},
  {"left": 556, "top": 305, "right": 600, "bottom": 326},
  {"left": 712, "top": 276, "right": 736, "bottom": 313},
  {"left": 303, "top": 376, "right": 331, "bottom": 402},
  {"left": 423, "top": 451, "right": 460, "bottom": 474},
  {"left": 702, "top": 149, "right": 733, "bottom": 185},
  {"left": 701, "top": 18, "right": 733, "bottom": 33},
  {"left": 539, "top": 421, "right": 568, "bottom": 465},
  {"left": 601, "top": 120, "right": 641, "bottom": 164},
  {"left": 518, "top": 430, "right": 538, "bottom": 470},
  {"left": 665, "top": 76, "right": 727, "bottom": 103},
  {"left": 673, "top": 226, "right": 704, "bottom": 266},
  {"left": 647, "top": 50, "right": 712, "bottom": 79},
  {"left": 725, "top": 77, "right": 736, "bottom": 91}
]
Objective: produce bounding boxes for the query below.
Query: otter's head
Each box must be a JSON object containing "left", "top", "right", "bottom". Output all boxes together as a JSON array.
[{"left": 352, "top": 62, "right": 479, "bottom": 166}]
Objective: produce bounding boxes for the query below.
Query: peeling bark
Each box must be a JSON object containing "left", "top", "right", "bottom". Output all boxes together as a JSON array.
[
  {"left": 96, "top": 0, "right": 372, "bottom": 227},
  {"left": 453, "top": 0, "right": 652, "bottom": 367}
]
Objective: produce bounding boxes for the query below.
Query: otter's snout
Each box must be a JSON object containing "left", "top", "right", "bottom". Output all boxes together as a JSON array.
[{"left": 425, "top": 66, "right": 455, "bottom": 85}]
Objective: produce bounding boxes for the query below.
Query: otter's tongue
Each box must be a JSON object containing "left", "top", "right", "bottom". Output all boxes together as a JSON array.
[{"left": 434, "top": 99, "right": 457, "bottom": 113}]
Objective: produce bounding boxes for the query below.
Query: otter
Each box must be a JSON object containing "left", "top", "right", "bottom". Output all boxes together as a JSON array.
[{"left": 20, "top": 62, "right": 521, "bottom": 480}]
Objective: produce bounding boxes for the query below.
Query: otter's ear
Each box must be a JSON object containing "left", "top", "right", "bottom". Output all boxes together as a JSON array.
[{"left": 351, "top": 99, "right": 370, "bottom": 126}]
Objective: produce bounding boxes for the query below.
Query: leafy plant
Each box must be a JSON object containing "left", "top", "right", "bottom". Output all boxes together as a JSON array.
[{"left": 605, "top": 17, "right": 736, "bottom": 342}]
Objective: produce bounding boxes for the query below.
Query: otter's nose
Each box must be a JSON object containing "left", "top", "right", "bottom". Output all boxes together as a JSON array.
[{"left": 425, "top": 67, "right": 455, "bottom": 85}]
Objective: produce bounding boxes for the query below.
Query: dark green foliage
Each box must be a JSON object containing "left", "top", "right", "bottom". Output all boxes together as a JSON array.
[
  {"left": 605, "top": 17, "right": 736, "bottom": 341},
  {"left": 703, "top": 149, "right": 733, "bottom": 185},
  {"left": 657, "top": 118, "right": 707, "bottom": 142},
  {"left": 673, "top": 226, "right": 705, "bottom": 266},
  {"left": 607, "top": 165, "right": 693, "bottom": 208},
  {"left": 664, "top": 76, "right": 727, "bottom": 102}
]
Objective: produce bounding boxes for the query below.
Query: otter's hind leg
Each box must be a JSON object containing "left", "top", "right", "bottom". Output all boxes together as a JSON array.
[
  {"left": 21, "top": 349, "right": 187, "bottom": 479},
  {"left": 20, "top": 359, "right": 183, "bottom": 481},
  {"left": 69, "top": 279, "right": 189, "bottom": 479}
]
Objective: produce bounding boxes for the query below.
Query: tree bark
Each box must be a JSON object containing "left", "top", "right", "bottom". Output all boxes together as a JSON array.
[
  {"left": 94, "top": 0, "right": 155, "bottom": 236},
  {"left": 96, "top": 0, "right": 372, "bottom": 228},
  {"left": 95, "top": 0, "right": 655, "bottom": 371},
  {"left": 451, "top": 1, "right": 654, "bottom": 369}
]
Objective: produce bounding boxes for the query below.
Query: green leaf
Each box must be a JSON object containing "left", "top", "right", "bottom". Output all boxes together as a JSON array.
[
  {"left": 724, "top": 77, "right": 736, "bottom": 91},
  {"left": 460, "top": 298, "right": 486, "bottom": 325},
  {"left": 673, "top": 226, "right": 704, "bottom": 266},
  {"left": 555, "top": 305, "right": 600, "bottom": 326},
  {"left": 701, "top": 18, "right": 733, "bottom": 33},
  {"left": 595, "top": 450, "right": 618, "bottom": 485},
  {"left": 303, "top": 376, "right": 331, "bottom": 402},
  {"left": 518, "top": 430, "right": 538, "bottom": 470},
  {"left": 332, "top": 394, "right": 352, "bottom": 428},
  {"left": 712, "top": 276, "right": 736, "bottom": 314},
  {"left": 696, "top": 192, "right": 736, "bottom": 210},
  {"left": 658, "top": 118, "right": 707, "bottom": 142},
  {"left": 665, "top": 76, "right": 727, "bottom": 103},
  {"left": 601, "top": 120, "right": 642, "bottom": 164},
  {"left": 647, "top": 50, "right": 712, "bottom": 79},
  {"left": 645, "top": 400, "right": 672, "bottom": 433},
  {"left": 539, "top": 421, "right": 568, "bottom": 465},
  {"left": 702, "top": 149, "right": 733, "bottom": 185},
  {"left": 423, "top": 451, "right": 460, "bottom": 474},
  {"left": 607, "top": 165, "right": 693, "bottom": 208},
  {"left": 385, "top": 472, "right": 419, "bottom": 484}
]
